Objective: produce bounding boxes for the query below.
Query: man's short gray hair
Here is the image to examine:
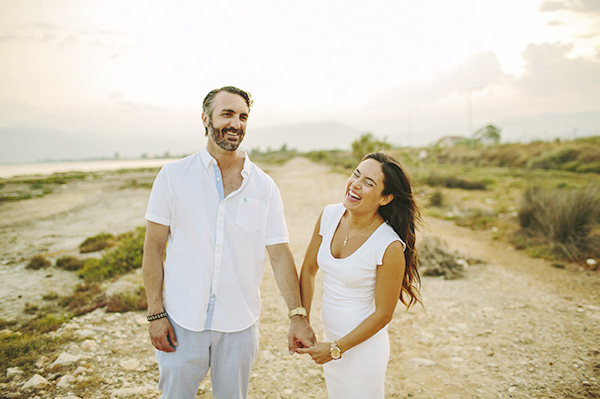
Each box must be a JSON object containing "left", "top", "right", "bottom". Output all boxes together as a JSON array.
[{"left": 202, "top": 86, "right": 253, "bottom": 118}]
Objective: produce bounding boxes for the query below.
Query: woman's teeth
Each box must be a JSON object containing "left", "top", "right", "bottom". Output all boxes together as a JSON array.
[{"left": 348, "top": 190, "right": 360, "bottom": 200}]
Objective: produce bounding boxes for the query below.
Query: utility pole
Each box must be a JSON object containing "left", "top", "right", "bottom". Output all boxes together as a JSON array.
[{"left": 467, "top": 87, "right": 483, "bottom": 147}]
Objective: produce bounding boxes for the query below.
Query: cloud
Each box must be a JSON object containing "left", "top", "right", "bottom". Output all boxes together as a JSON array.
[
  {"left": 428, "top": 52, "right": 506, "bottom": 96},
  {"left": 368, "top": 51, "right": 505, "bottom": 109},
  {"left": 108, "top": 92, "right": 124, "bottom": 101},
  {"left": 108, "top": 91, "right": 166, "bottom": 112},
  {"left": 355, "top": 41, "right": 600, "bottom": 145},
  {"left": 0, "top": 23, "right": 127, "bottom": 57},
  {"left": 540, "top": 0, "right": 600, "bottom": 13},
  {"left": 383, "top": 42, "right": 600, "bottom": 109},
  {"left": 515, "top": 42, "right": 600, "bottom": 107}
]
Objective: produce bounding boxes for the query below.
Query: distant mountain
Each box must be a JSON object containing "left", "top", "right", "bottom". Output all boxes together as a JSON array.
[
  {"left": 242, "top": 121, "right": 363, "bottom": 152},
  {"left": 0, "top": 128, "right": 117, "bottom": 164},
  {"left": 0, "top": 122, "right": 364, "bottom": 164},
  {"left": 0, "top": 128, "right": 191, "bottom": 164}
]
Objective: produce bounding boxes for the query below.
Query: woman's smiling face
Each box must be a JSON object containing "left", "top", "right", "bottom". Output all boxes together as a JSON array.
[{"left": 343, "top": 158, "right": 392, "bottom": 212}]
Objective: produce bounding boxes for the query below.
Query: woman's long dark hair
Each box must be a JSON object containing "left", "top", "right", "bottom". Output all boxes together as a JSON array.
[{"left": 364, "top": 152, "right": 422, "bottom": 308}]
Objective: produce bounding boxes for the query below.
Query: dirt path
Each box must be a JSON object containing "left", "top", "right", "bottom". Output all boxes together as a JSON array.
[{"left": 1, "top": 157, "right": 599, "bottom": 398}]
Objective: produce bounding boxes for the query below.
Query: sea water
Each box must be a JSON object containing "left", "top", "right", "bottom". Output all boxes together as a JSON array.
[{"left": 0, "top": 158, "right": 178, "bottom": 178}]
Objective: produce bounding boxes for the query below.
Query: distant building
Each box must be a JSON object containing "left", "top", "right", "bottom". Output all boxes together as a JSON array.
[{"left": 436, "top": 136, "right": 468, "bottom": 148}]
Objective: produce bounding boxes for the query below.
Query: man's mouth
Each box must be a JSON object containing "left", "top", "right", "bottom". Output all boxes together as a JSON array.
[{"left": 223, "top": 128, "right": 243, "bottom": 138}]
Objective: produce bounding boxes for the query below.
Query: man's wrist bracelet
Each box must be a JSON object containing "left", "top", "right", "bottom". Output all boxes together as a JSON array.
[{"left": 147, "top": 311, "right": 167, "bottom": 322}]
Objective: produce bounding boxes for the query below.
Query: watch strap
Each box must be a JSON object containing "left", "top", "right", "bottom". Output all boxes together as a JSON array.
[{"left": 288, "top": 306, "right": 307, "bottom": 319}]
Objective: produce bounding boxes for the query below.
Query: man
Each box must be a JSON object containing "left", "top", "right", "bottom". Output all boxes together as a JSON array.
[{"left": 142, "top": 86, "right": 315, "bottom": 399}]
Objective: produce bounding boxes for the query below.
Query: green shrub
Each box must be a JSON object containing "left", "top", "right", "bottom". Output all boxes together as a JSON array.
[
  {"left": 22, "top": 314, "right": 69, "bottom": 334},
  {"left": 0, "top": 330, "right": 73, "bottom": 380},
  {"left": 56, "top": 256, "right": 86, "bottom": 271},
  {"left": 26, "top": 255, "right": 51, "bottom": 270},
  {"left": 351, "top": 133, "right": 391, "bottom": 161},
  {"left": 78, "top": 227, "right": 145, "bottom": 282},
  {"left": 23, "top": 303, "right": 39, "bottom": 314},
  {"left": 527, "top": 147, "right": 579, "bottom": 170},
  {"left": 576, "top": 161, "right": 600, "bottom": 174},
  {"left": 427, "top": 137, "right": 600, "bottom": 173},
  {"left": 120, "top": 179, "right": 154, "bottom": 189},
  {"left": 0, "top": 318, "right": 17, "bottom": 330},
  {"left": 42, "top": 292, "right": 60, "bottom": 301},
  {"left": 455, "top": 210, "right": 498, "bottom": 231},
  {"left": 426, "top": 174, "right": 487, "bottom": 190},
  {"left": 306, "top": 150, "right": 357, "bottom": 171},
  {"left": 517, "top": 185, "right": 600, "bottom": 260},
  {"left": 79, "top": 233, "right": 116, "bottom": 253}
]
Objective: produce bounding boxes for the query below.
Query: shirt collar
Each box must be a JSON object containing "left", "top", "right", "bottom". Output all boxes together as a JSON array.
[
  {"left": 200, "top": 148, "right": 215, "bottom": 170},
  {"left": 200, "top": 148, "right": 252, "bottom": 178}
]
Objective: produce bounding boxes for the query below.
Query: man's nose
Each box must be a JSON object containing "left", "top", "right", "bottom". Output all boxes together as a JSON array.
[{"left": 229, "top": 117, "right": 242, "bottom": 129}]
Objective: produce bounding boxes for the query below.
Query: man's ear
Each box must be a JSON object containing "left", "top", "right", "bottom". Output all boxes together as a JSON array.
[
  {"left": 380, "top": 194, "right": 393, "bottom": 206},
  {"left": 202, "top": 112, "right": 209, "bottom": 128}
]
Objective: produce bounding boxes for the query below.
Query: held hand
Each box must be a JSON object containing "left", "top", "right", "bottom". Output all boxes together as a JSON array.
[
  {"left": 148, "top": 318, "right": 178, "bottom": 352},
  {"left": 296, "top": 342, "right": 334, "bottom": 364},
  {"left": 288, "top": 316, "right": 316, "bottom": 354}
]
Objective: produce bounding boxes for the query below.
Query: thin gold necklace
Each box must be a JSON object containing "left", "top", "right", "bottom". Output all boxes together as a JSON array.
[{"left": 343, "top": 216, "right": 378, "bottom": 246}]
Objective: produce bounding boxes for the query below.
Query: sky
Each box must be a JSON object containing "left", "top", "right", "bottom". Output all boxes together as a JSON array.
[{"left": 0, "top": 0, "right": 599, "bottom": 162}]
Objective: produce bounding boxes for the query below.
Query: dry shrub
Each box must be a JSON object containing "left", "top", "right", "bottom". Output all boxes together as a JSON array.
[
  {"left": 59, "top": 283, "right": 106, "bottom": 316},
  {"left": 418, "top": 235, "right": 474, "bottom": 279},
  {"left": 428, "top": 189, "right": 444, "bottom": 207},
  {"left": 79, "top": 233, "right": 116, "bottom": 253},
  {"left": 55, "top": 256, "right": 85, "bottom": 271},
  {"left": 518, "top": 185, "right": 600, "bottom": 261},
  {"left": 106, "top": 286, "right": 147, "bottom": 312},
  {"left": 26, "top": 255, "right": 51, "bottom": 270},
  {"left": 426, "top": 174, "right": 487, "bottom": 190}
]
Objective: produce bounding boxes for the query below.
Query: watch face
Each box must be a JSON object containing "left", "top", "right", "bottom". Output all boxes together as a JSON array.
[{"left": 331, "top": 348, "right": 341, "bottom": 359}]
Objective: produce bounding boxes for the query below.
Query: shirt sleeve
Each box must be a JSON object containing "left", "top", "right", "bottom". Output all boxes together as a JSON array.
[
  {"left": 265, "top": 182, "right": 290, "bottom": 246},
  {"left": 145, "top": 165, "right": 172, "bottom": 226},
  {"left": 319, "top": 204, "right": 341, "bottom": 237},
  {"left": 376, "top": 230, "right": 406, "bottom": 265}
]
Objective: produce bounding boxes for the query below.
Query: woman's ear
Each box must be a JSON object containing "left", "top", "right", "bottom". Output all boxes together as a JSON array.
[{"left": 380, "top": 194, "right": 393, "bottom": 207}]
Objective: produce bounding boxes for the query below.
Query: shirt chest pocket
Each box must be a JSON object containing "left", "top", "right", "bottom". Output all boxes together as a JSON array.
[{"left": 235, "top": 197, "right": 266, "bottom": 232}]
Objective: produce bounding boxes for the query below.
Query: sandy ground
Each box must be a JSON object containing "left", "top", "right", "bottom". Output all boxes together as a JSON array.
[{"left": 1, "top": 157, "right": 599, "bottom": 398}]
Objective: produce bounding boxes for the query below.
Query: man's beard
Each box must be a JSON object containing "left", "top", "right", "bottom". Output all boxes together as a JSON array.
[{"left": 208, "top": 119, "right": 245, "bottom": 151}]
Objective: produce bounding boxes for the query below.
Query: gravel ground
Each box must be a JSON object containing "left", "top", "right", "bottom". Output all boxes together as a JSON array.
[{"left": 1, "top": 158, "right": 599, "bottom": 398}]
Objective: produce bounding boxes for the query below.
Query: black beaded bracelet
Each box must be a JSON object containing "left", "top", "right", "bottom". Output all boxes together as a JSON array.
[{"left": 147, "top": 311, "right": 168, "bottom": 322}]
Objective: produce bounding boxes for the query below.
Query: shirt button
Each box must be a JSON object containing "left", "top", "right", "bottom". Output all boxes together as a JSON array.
[{"left": 216, "top": 177, "right": 221, "bottom": 181}]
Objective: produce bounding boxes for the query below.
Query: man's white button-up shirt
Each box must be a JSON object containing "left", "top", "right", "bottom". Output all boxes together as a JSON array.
[{"left": 145, "top": 149, "right": 289, "bottom": 332}]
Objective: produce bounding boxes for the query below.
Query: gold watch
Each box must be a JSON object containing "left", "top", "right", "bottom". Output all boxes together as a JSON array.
[
  {"left": 330, "top": 341, "right": 342, "bottom": 360},
  {"left": 288, "top": 306, "right": 307, "bottom": 319}
]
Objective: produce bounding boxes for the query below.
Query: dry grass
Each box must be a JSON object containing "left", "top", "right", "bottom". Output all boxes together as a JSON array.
[
  {"left": 25, "top": 255, "right": 51, "bottom": 270},
  {"left": 515, "top": 185, "right": 600, "bottom": 262},
  {"left": 79, "top": 232, "right": 116, "bottom": 253}
]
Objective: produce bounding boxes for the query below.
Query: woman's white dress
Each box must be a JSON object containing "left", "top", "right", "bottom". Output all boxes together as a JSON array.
[{"left": 317, "top": 203, "right": 405, "bottom": 399}]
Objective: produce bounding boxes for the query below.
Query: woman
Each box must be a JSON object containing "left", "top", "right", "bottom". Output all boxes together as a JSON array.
[{"left": 297, "top": 152, "right": 421, "bottom": 399}]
